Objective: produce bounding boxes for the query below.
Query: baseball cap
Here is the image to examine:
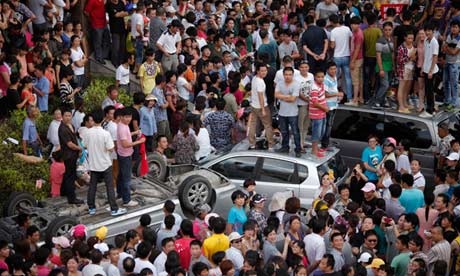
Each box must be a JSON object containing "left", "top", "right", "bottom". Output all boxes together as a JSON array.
[
  {"left": 447, "top": 152, "right": 459, "bottom": 161},
  {"left": 52, "top": 236, "right": 70, "bottom": 248},
  {"left": 361, "top": 182, "right": 376, "bottom": 193},
  {"left": 367, "top": 258, "right": 385, "bottom": 269},
  {"left": 383, "top": 137, "right": 397, "bottom": 147},
  {"left": 358, "top": 252, "right": 372, "bottom": 263},
  {"left": 251, "top": 194, "right": 266, "bottom": 204},
  {"left": 95, "top": 226, "right": 108, "bottom": 241},
  {"left": 228, "top": 232, "right": 242, "bottom": 242}
]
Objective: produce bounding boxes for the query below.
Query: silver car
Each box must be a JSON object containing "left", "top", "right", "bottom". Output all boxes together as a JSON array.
[{"left": 201, "top": 140, "right": 349, "bottom": 213}]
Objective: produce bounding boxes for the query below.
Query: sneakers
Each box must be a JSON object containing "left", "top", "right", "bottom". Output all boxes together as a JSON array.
[
  {"left": 295, "top": 152, "right": 302, "bottom": 158},
  {"left": 419, "top": 111, "right": 433, "bottom": 118},
  {"left": 344, "top": 101, "right": 358, "bottom": 106},
  {"left": 371, "top": 103, "right": 382, "bottom": 109},
  {"left": 111, "top": 208, "right": 128, "bottom": 216},
  {"left": 89, "top": 208, "right": 96, "bottom": 215},
  {"left": 123, "top": 200, "right": 139, "bottom": 207}
]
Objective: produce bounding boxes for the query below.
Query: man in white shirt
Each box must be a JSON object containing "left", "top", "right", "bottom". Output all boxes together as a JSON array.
[
  {"left": 304, "top": 218, "right": 326, "bottom": 275},
  {"left": 47, "top": 109, "right": 62, "bottom": 153},
  {"left": 225, "top": 232, "right": 244, "bottom": 270},
  {"left": 156, "top": 19, "right": 182, "bottom": 72},
  {"left": 248, "top": 63, "right": 274, "bottom": 150},
  {"left": 420, "top": 23, "right": 439, "bottom": 118},
  {"left": 296, "top": 61, "right": 314, "bottom": 152},
  {"left": 433, "top": 169, "right": 449, "bottom": 197},
  {"left": 161, "top": 200, "right": 183, "bottom": 233},
  {"left": 131, "top": 4, "right": 146, "bottom": 74},
  {"left": 116, "top": 234, "right": 133, "bottom": 274},
  {"left": 274, "top": 55, "right": 301, "bottom": 86},
  {"left": 253, "top": 18, "right": 274, "bottom": 50},
  {"left": 103, "top": 106, "right": 119, "bottom": 188},
  {"left": 82, "top": 249, "right": 107, "bottom": 276},
  {"left": 134, "top": 242, "right": 158, "bottom": 276},
  {"left": 105, "top": 247, "right": 121, "bottom": 276},
  {"left": 329, "top": 14, "right": 353, "bottom": 103},
  {"left": 102, "top": 85, "right": 119, "bottom": 110},
  {"left": 116, "top": 54, "right": 135, "bottom": 95},
  {"left": 82, "top": 109, "right": 126, "bottom": 216},
  {"left": 153, "top": 237, "right": 175, "bottom": 273},
  {"left": 410, "top": 159, "right": 425, "bottom": 191}
]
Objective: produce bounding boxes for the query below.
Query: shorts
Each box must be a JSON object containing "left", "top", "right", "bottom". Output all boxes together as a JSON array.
[
  {"left": 351, "top": 59, "right": 363, "bottom": 87},
  {"left": 311, "top": 118, "right": 326, "bottom": 142}
]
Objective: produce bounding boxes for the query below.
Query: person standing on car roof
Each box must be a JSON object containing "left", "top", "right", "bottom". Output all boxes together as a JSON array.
[{"left": 322, "top": 61, "right": 343, "bottom": 151}]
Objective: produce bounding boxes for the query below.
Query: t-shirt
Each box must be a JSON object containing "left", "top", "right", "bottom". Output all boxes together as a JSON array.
[
  {"left": 309, "top": 81, "right": 327, "bottom": 120},
  {"left": 228, "top": 206, "right": 247, "bottom": 234},
  {"left": 82, "top": 126, "right": 114, "bottom": 172},
  {"left": 316, "top": 2, "right": 338, "bottom": 19},
  {"left": 423, "top": 37, "right": 439, "bottom": 74},
  {"left": 250, "top": 76, "right": 267, "bottom": 109},
  {"left": 363, "top": 27, "right": 382, "bottom": 58},
  {"left": 276, "top": 80, "right": 300, "bottom": 117},
  {"left": 258, "top": 41, "right": 278, "bottom": 68},
  {"left": 84, "top": 0, "right": 107, "bottom": 28},
  {"left": 106, "top": 0, "right": 126, "bottom": 34},
  {"left": 399, "top": 188, "right": 425, "bottom": 213},
  {"left": 352, "top": 28, "right": 364, "bottom": 60},
  {"left": 391, "top": 251, "right": 411, "bottom": 276},
  {"left": 324, "top": 73, "right": 338, "bottom": 110},
  {"left": 331, "top": 25, "right": 352, "bottom": 57},
  {"left": 70, "top": 47, "right": 85, "bottom": 76},
  {"left": 278, "top": 41, "right": 298, "bottom": 61},
  {"left": 35, "top": 76, "right": 50, "bottom": 112},
  {"left": 263, "top": 241, "right": 280, "bottom": 264},
  {"left": 175, "top": 237, "right": 194, "bottom": 270},
  {"left": 138, "top": 61, "right": 161, "bottom": 94},
  {"left": 361, "top": 146, "right": 383, "bottom": 181},
  {"left": 412, "top": 171, "right": 426, "bottom": 189},
  {"left": 116, "top": 123, "right": 133, "bottom": 157},
  {"left": 22, "top": 117, "right": 38, "bottom": 143},
  {"left": 295, "top": 73, "right": 314, "bottom": 106},
  {"left": 116, "top": 64, "right": 130, "bottom": 85},
  {"left": 177, "top": 76, "right": 190, "bottom": 101},
  {"left": 134, "top": 258, "right": 158, "bottom": 275},
  {"left": 29, "top": 0, "right": 47, "bottom": 24},
  {"left": 376, "top": 36, "right": 394, "bottom": 72},
  {"left": 130, "top": 12, "right": 144, "bottom": 38},
  {"left": 445, "top": 34, "right": 460, "bottom": 64},
  {"left": 301, "top": 25, "right": 328, "bottom": 55}
]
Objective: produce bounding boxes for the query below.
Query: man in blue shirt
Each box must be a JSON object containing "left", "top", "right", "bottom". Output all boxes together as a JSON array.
[
  {"left": 399, "top": 173, "right": 425, "bottom": 213},
  {"left": 361, "top": 135, "right": 383, "bottom": 182},
  {"left": 22, "top": 106, "right": 42, "bottom": 157},
  {"left": 33, "top": 64, "right": 50, "bottom": 112}
]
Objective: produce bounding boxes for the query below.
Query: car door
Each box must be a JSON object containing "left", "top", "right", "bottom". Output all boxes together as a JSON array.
[
  {"left": 296, "top": 162, "right": 319, "bottom": 207},
  {"left": 256, "top": 157, "right": 300, "bottom": 199},
  {"left": 208, "top": 156, "right": 259, "bottom": 189},
  {"left": 330, "top": 108, "right": 385, "bottom": 169},
  {"left": 384, "top": 115, "right": 435, "bottom": 180}
]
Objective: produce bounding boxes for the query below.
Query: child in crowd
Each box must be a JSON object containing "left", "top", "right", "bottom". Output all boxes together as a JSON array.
[{"left": 50, "top": 150, "right": 65, "bottom": 197}]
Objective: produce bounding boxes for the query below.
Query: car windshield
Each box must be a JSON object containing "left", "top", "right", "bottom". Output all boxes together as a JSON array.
[{"left": 317, "top": 154, "right": 347, "bottom": 182}]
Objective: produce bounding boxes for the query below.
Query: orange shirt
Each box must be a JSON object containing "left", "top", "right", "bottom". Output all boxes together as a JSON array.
[
  {"left": 21, "top": 89, "right": 35, "bottom": 107},
  {"left": 45, "top": 69, "right": 55, "bottom": 94}
]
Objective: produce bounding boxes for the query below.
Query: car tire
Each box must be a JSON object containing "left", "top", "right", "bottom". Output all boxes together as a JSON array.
[
  {"left": 178, "top": 175, "right": 213, "bottom": 212},
  {"left": 139, "top": 152, "right": 167, "bottom": 181},
  {"left": 45, "top": 216, "right": 78, "bottom": 243},
  {"left": 3, "top": 192, "right": 37, "bottom": 217}
]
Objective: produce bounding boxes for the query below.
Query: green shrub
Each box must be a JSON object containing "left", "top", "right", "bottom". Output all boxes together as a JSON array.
[{"left": 83, "top": 77, "right": 133, "bottom": 112}]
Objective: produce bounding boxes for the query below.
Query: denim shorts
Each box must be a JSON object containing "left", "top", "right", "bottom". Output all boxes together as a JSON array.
[{"left": 311, "top": 118, "right": 326, "bottom": 142}]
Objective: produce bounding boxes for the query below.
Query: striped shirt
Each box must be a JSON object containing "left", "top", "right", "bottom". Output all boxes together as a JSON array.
[
  {"left": 309, "top": 81, "right": 327, "bottom": 120},
  {"left": 427, "top": 240, "right": 451, "bottom": 275},
  {"left": 324, "top": 73, "right": 338, "bottom": 110}
]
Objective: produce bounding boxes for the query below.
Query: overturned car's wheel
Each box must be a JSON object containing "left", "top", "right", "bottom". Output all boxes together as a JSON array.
[
  {"left": 178, "top": 175, "right": 213, "bottom": 212},
  {"left": 45, "top": 216, "right": 78, "bottom": 242},
  {"left": 138, "top": 152, "right": 167, "bottom": 181},
  {"left": 3, "top": 192, "right": 37, "bottom": 217}
]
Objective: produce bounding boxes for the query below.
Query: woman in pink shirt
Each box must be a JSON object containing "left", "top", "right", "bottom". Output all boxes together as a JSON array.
[
  {"left": 415, "top": 29, "right": 426, "bottom": 113},
  {"left": 416, "top": 193, "right": 438, "bottom": 251}
]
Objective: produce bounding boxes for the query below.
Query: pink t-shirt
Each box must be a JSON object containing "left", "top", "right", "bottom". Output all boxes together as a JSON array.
[
  {"left": 352, "top": 28, "right": 364, "bottom": 60},
  {"left": 0, "top": 260, "right": 8, "bottom": 271},
  {"left": 50, "top": 161, "right": 65, "bottom": 197},
  {"left": 117, "top": 123, "right": 134, "bottom": 157},
  {"left": 37, "top": 264, "right": 51, "bottom": 276}
]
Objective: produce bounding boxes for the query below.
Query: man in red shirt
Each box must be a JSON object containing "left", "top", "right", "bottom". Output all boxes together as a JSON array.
[
  {"left": 84, "top": 0, "right": 107, "bottom": 64},
  {"left": 309, "top": 69, "right": 329, "bottom": 158}
]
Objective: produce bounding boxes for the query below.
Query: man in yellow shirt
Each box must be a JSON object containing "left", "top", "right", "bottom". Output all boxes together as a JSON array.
[
  {"left": 138, "top": 48, "right": 161, "bottom": 94},
  {"left": 203, "top": 216, "right": 230, "bottom": 261}
]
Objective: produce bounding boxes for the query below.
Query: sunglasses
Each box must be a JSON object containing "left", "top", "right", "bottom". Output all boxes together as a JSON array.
[
  {"left": 232, "top": 239, "right": 242, "bottom": 243},
  {"left": 367, "top": 239, "right": 377, "bottom": 243}
]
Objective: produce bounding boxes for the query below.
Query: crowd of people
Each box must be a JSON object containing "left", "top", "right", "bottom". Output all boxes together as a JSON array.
[{"left": 2, "top": 0, "right": 460, "bottom": 275}]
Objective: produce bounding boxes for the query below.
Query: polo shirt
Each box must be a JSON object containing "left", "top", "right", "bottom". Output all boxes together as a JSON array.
[
  {"left": 203, "top": 233, "right": 230, "bottom": 260},
  {"left": 412, "top": 171, "right": 426, "bottom": 189},
  {"left": 157, "top": 30, "right": 181, "bottom": 54},
  {"left": 423, "top": 38, "right": 439, "bottom": 74},
  {"left": 82, "top": 126, "right": 114, "bottom": 172}
]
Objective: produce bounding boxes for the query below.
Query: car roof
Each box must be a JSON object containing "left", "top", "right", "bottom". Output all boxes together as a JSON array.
[
  {"left": 229, "top": 139, "right": 339, "bottom": 165},
  {"left": 337, "top": 105, "right": 454, "bottom": 124}
]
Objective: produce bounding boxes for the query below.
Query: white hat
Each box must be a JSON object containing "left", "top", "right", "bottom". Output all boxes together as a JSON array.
[
  {"left": 228, "top": 232, "right": 242, "bottom": 242},
  {"left": 94, "top": 242, "right": 109, "bottom": 254},
  {"left": 358, "top": 252, "right": 372, "bottom": 263},
  {"left": 361, "top": 182, "right": 376, "bottom": 193},
  {"left": 447, "top": 152, "right": 459, "bottom": 161},
  {"left": 165, "top": 5, "right": 176, "bottom": 13},
  {"left": 52, "top": 236, "right": 70, "bottom": 248}
]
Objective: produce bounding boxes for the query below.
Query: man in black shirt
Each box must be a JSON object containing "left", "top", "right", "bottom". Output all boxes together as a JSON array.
[
  {"left": 393, "top": 10, "right": 418, "bottom": 50},
  {"left": 106, "top": 0, "right": 128, "bottom": 67},
  {"left": 58, "top": 109, "right": 84, "bottom": 204},
  {"left": 301, "top": 15, "right": 328, "bottom": 73},
  {"left": 126, "top": 92, "right": 144, "bottom": 175},
  {"left": 2, "top": 74, "right": 27, "bottom": 118}
]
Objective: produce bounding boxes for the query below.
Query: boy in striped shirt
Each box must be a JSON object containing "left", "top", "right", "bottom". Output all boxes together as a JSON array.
[{"left": 309, "top": 69, "right": 329, "bottom": 158}]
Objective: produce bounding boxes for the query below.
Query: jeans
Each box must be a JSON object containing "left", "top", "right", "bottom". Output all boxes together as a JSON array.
[
  {"left": 87, "top": 167, "right": 118, "bottom": 211},
  {"left": 62, "top": 157, "right": 77, "bottom": 201},
  {"left": 443, "top": 63, "right": 459, "bottom": 106},
  {"left": 117, "top": 155, "right": 132, "bottom": 204},
  {"left": 279, "top": 115, "right": 301, "bottom": 152},
  {"left": 374, "top": 71, "right": 391, "bottom": 105},
  {"left": 363, "top": 57, "right": 377, "bottom": 101},
  {"left": 424, "top": 72, "right": 436, "bottom": 114},
  {"left": 321, "top": 109, "right": 336, "bottom": 148},
  {"left": 135, "top": 37, "right": 144, "bottom": 64},
  {"left": 311, "top": 118, "right": 326, "bottom": 142},
  {"left": 111, "top": 32, "right": 126, "bottom": 67},
  {"left": 92, "top": 27, "right": 105, "bottom": 60},
  {"left": 334, "top": 56, "right": 353, "bottom": 100}
]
